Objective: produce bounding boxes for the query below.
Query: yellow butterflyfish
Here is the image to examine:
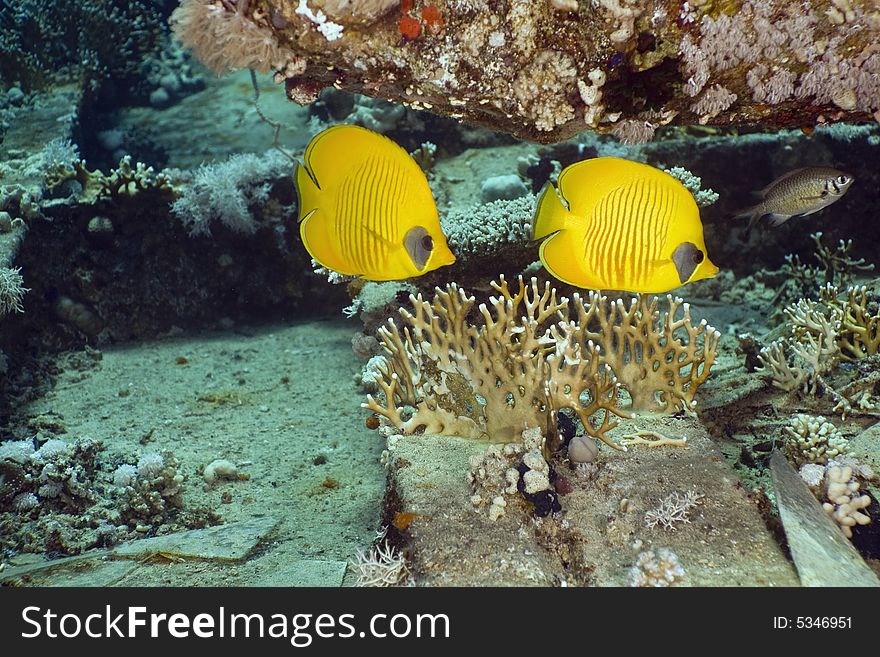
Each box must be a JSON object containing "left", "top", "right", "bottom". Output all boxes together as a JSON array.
[
  {"left": 295, "top": 125, "right": 455, "bottom": 281},
  {"left": 532, "top": 157, "right": 718, "bottom": 293}
]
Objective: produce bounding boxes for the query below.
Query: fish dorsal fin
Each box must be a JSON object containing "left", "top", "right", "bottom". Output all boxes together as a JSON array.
[
  {"left": 557, "top": 157, "right": 675, "bottom": 214},
  {"left": 760, "top": 168, "right": 811, "bottom": 196},
  {"left": 302, "top": 124, "right": 429, "bottom": 197}
]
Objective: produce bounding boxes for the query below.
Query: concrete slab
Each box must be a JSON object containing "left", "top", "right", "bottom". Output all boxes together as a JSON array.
[
  {"left": 112, "top": 516, "right": 281, "bottom": 562},
  {"left": 385, "top": 415, "right": 800, "bottom": 587},
  {"left": 253, "top": 559, "right": 347, "bottom": 587}
]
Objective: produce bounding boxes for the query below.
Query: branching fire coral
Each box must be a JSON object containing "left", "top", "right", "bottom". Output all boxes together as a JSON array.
[
  {"left": 364, "top": 276, "right": 625, "bottom": 448},
  {"left": 364, "top": 277, "right": 720, "bottom": 449},
  {"left": 566, "top": 292, "right": 720, "bottom": 413}
]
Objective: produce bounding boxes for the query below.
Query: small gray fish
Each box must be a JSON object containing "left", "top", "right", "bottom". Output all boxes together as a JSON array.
[{"left": 734, "top": 167, "right": 854, "bottom": 233}]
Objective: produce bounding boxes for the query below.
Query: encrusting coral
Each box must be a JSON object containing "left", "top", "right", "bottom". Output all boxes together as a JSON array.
[
  {"left": 628, "top": 547, "right": 685, "bottom": 587},
  {"left": 364, "top": 276, "right": 719, "bottom": 449},
  {"left": 170, "top": 0, "right": 880, "bottom": 143}
]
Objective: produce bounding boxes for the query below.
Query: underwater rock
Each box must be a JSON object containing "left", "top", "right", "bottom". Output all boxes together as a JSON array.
[
  {"left": 171, "top": 0, "right": 880, "bottom": 143},
  {"left": 480, "top": 174, "right": 528, "bottom": 204}
]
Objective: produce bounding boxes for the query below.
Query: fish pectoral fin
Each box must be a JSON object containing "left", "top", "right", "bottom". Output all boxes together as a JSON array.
[
  {"left": 299, "top": 207, "right": 360, "bottom": 276},
  {"left": 360, "top": 224, "right": 396, "bottom": 247},
  {"left": 766, "top": 213, "right": 793, "bottom": 227},
  {"left": 531, "top": 228, "right": 561, "bottom": 245}
]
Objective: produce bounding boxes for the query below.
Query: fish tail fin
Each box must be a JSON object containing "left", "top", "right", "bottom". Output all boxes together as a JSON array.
[
  {"left": 731, "top": 205, "right": 762, "bottom": 238},
  {"left": 295, "top": 162, "right": 358, "bottom": 276},
  {"left": 532, "top": 182, "right": 570, "bottom": 241}
]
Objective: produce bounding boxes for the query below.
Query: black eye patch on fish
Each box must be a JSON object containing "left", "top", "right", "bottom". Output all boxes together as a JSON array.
[
  {"left": 405, "top": 226, "right": 433, "bottom": 271},
  {"left": 672, "top": 242, "right": 704, "bottom": 284}
]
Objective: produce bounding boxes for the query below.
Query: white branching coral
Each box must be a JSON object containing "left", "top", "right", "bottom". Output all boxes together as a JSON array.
[
  {"left": 350, "top": 540, "right": 411, "bottom": 586},
  {"left": 758, "top": 301, "right": 840, "bottom": 396},
  {"left": 663, "top": 166, "right": 719, "bottom": 208},
  {"left": 644, "top": 490, "right": 703, "bottom": 530},
  {"left": 441, "top": 195, "right": 535, "bottom": 259},
  {"left": 364, "top": 276, "right": 628, "bottom": 448},
  {"left": 783, "top": 232, "right": 873, "bottom": 296},
  {"left": 784, "top": 414, "right": 849, "bottom": 466},
  {"left": 0, "top": 266, "right": 28, "bottom": 316},
  {"left": 822, "top": 464, "right": 872, "bottom": 538}
]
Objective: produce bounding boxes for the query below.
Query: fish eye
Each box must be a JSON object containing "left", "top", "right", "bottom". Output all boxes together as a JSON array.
[
  {"left": 692, "top": 251, "right": 704, "bottom": 264},
  {"left": 420, "top": 235, "right": 434, "bottom": 251},
  {"left": 837, "top": 175, "right": 848, "bottom": 184}
]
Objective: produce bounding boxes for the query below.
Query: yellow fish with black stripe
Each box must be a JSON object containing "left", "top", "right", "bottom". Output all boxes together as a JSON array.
[
  {"left": 532, "top": 157, "right": 718, "bottom": 293},
  {"left": 295, "top": 125, "right": 455, "bottom": 281}
]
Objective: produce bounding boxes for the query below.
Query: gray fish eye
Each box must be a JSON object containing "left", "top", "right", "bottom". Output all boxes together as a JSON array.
[
  {"left": 421, "top": 235, "right": 434, "bottom": 251},
  {"left": 692, "top": 251, "right": 704, "bottom": 264}
]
